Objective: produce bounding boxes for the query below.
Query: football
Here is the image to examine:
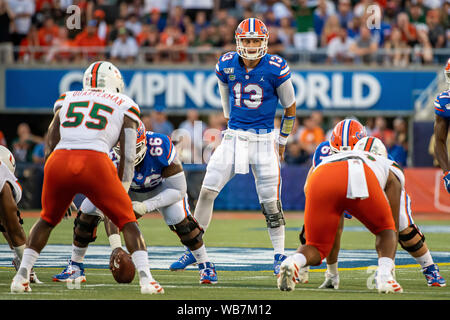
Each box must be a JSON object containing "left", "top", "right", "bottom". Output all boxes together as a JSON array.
[{"left": 109, "top": 247, "right": 136, "bottom": 284}]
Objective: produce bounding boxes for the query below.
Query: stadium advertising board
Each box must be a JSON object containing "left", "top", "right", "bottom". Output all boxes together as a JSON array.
[{"left": 3, "top": 68, "right": 436, "bottom": 113}]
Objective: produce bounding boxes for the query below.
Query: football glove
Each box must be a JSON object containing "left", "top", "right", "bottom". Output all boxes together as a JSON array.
[
  {"left": 132, "top": 201, "right": 147, "bottom": 217},
  {"left": 443, "top": 171, "right": 450, "bottom": 193}
]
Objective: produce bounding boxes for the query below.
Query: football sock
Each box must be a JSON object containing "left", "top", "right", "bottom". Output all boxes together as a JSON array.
[
  {"left": 327, "top": 262, "right": 339, "bottom": 275},
  {"left": 415, "top": 251, "right": 434, "bottom": 269},
  {"left": 131, "top": 250, "right": 152, "bottom": 282},
  {"left": 108, "top": 234, "right": 122, "bottom": 250},
  {"left": 71, "top": 244, "right": 88, "bottom": 263},
  {"left": 191, "top": 245, "right": 209, "bottom": 264},
  {"left": 291, "top": 253, "right": 307, "bottom": 268},
  {"left": 268, "top": 225, "right": 285, "bottom": 256},
  {"left": 18, "top": 248, "right": 39, "bottom": 279},
  {"left": 378, "top": 257, "right": 395, "bottom": 276}
]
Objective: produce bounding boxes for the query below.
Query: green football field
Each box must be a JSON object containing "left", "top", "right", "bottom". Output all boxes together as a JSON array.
[{"left": 1, "top": 212, "right": 449, "bottom": 302}]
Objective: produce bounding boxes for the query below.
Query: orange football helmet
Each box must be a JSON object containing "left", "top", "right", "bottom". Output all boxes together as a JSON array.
[
  {"left": 235, "top": 18, "right": 269, "bottom": 60},
  {"left": 444, "top": 57, "right": 450, "bottom": 84},
  {"left": 329, "top": 119, "right": 367, "bottom": 153},
  {"left": 113, "top": 120, "right": 147, "bottom": 166}
]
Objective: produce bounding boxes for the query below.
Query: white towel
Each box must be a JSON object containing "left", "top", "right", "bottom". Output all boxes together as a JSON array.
[
  {"left": 234, "top": 134, "right": 250, "bottom": 174},
  {"left": 346, "top": 159, "right": 369, "bottom": 199}
]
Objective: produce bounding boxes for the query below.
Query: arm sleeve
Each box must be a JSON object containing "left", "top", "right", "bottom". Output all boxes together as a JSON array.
[
  {"left": 121, "top": 127, "right": 136, "bottom": 191},
  {"left": 142, "top": 172, "right": 187, "bottom": 211},
  {"left": 276, "top": 78, "right": 296, "bottom": 108},
  {"left": 218, "top": 79, "right": 230, "bottom": 118}
]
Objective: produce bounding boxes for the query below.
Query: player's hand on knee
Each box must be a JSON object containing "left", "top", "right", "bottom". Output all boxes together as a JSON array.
[
  {"left": 132, "top": 201, "right": 148, "bottom": 217},
  {"left": 443, "top": 171, "right": 450, "bottom": 193}
]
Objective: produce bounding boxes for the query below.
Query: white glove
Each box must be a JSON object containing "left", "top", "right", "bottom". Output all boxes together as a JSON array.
[{"left": 132, "top": 201, "right": 148, "bottom": 217}]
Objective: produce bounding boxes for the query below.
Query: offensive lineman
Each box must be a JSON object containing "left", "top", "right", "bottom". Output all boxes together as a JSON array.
[
  {"left": 433, "top": 58, "right": 450, "bottom": 193},
  {"left": 170, "top": 18, "right": 297, "bottom": 275},
  {"left": 11, "top": 61, "right": 163, "bottom": 294},
  {"left": 53, "top": 121, "right": 217, "bottom": 284}
]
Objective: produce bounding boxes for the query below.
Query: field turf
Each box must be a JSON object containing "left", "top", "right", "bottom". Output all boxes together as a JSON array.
[{"left": 1, "top": 212, "right": 449, "bottom": 303}]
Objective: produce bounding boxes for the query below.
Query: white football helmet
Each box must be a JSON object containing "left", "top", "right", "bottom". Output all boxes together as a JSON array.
[
  {"left": 83, "top": 61, "right": 125, "bottom": 93},
  {"left": 354, "top": 136, "right": 388, "bottom": 158},
  {"left": 0, "top": 146, "right": 16, "bottom": 173}
]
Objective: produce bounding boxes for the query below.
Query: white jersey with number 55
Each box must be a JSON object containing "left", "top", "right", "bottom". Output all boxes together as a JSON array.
[{"left": 53, "top": 90, "right": 141, "bottom": 154}]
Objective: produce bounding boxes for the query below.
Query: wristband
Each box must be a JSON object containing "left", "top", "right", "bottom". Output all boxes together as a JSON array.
[
  {"left": 278, "top": 135, "right": 288, "bottom": 146},
  {"left": 280, "top": 115, "right": 295, "bottom": 138}
]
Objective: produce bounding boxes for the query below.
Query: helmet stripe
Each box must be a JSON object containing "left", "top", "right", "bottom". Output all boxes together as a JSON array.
[
  {"left": 342, "top": 119, "right": 351, "bottom": 147},
  {"left": 250, "top": 18, "right": 254, "bottom": 32},
  {"left": 364, "top": 137, "right": 374, "bottom": 152},
  {"left": 91, "top": 62, "right": 102, "bottom": 88}
]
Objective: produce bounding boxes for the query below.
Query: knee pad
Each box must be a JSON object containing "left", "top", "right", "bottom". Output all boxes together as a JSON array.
[
  {"left": 199, "top": 187, "right": 219, "bottom": 201},
  {"left": 169, "top": 215, "right": 204, "bottom": 248},
  {"left": 398, "top": 224, "right": 425, "bottom": 253},
  {"left": 73, "top": 211, "right": 101, "bottom": 245},
  {"left": 299, "top": 224, "right": 306, "bottom": 245},
  {"left": 261, "top": 200, "right": 285, "bottom": 228}
]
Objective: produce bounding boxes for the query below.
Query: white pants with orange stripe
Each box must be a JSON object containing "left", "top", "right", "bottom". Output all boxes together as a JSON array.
[
  {"left": 80, "top": 185, "right": 192, "bottom": 226},
  {"left": 202, "top": 129, "right": 281, "bottom": 204},
  {"left": 399, "top": 189, "right": 414, "bottom": 232}
]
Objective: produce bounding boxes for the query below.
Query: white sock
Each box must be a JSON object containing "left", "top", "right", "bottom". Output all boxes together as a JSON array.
[
  {"left": 327, "top": 262, "right": 338, "bottom": 275},
  {"left": 291, "top": 253, "right": 307, "bottom": 268},
  {"left": 268, "top": 226, "right": 285, "bottom": 256},
  {"left": 71, "top": 244, "right": 88, "bottom": 263},
  {"left": 378, "top": 257, "right": 395, "bottom": 276},
  {"left": 18, "top": 248, "right": 39, "bottom": 279},
  {"left": 108, "top": 234, "right": 122, "bottom": 250},
  {"left": 191, "top": 245, "right": 209, "bottom": 264},
  {"left": 131, "top": 250, "right": 152, "bottom": 283},
  {"left": 13, "top": 244, "right": 25, "bottom": 261},
  {"left": 415, "top": 251, "right": 434, "bottom": 269}
]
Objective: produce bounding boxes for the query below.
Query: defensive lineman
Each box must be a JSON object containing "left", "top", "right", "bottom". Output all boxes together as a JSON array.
[
  {"left": 171, "top": 18, "right": 297, "bottom": 274},
  {"left": 11, "top": 61, "right": 163, "bottom": 294}
]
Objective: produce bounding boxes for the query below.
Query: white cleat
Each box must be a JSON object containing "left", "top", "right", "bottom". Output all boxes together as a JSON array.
[
  {"left": 141, "top": 280, "right": 164, "bottom": 295},
  {"left": 318, "top": 271, "right": 340, "bottom": 289},
  {"left": 297, "top": 266, "right": 310, "bottom": 284},
  {"left": 11, "top": 275, "right": 31, "bottom": 293},
  {"left": 277, "top": 259, "right": 299, "bottom": 292},
  {"left": 376, "top": 274, "right": 403, "bottom": 294}
]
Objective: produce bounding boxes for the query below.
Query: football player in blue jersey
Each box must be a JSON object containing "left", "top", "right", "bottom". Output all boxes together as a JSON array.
[
  {"left": 53, "top": 121, "right": 217, "bottom": 285},
  {"left": 170, "top": 18, "right": 297, "bottom": 275},
  {"left": 298, "top": 127, "right": 445, "bottom": 288},
  {"left": 433, "top": 58, "right": 450, "bottom": 194}
]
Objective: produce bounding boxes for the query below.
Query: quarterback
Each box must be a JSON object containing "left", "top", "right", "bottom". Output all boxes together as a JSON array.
[{"left": 171, "top": 18, "right": 297, "bottom": 274}]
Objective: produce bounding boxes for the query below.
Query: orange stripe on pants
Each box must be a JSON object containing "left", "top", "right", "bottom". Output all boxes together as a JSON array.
[
  {"left": 40, "top": 149, "right": 136, "bottom": 230},
  {"left": 304, "top": 161, "right": 395, "bottom": 261}
]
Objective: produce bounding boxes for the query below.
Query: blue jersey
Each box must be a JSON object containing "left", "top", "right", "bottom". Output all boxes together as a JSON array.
[
  {"left": 215, "top": 52, "right": 291, "bottom": 131},
  {"left": 312, "top": 141, "right": 332, "bottom": 167},
  {"left": 434, "top": 90, "right": 450, "bottom": 119},
  {"left": 110, "top": 131, "right": 176, "bottom": 193}
]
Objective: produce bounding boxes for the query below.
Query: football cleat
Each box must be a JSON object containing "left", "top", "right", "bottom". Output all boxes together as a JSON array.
[
  {"left": 52, "top": 260, "right": 86, "bottom": 283},
  {"left": 140, "top": 279, "right": 164, "bottom": 295},
  {"left": 318, "top": 270, "right": 340, "bottom": 289},
  {"left": 423, "top": 264, "right": 446, "bottom": 287},
  {"left": 12, "top": 257, "right": 42, "bottom": 283},
  {"left": 170, "top": 249, "right": 196, "bottom": 271},
  {"left": 11, "top": 273, "right": 31, "bottom": 293},
  {"left": 376, "top": 273, "right": 403, "bottom": 294},
  {"left": 277, "top": 258, "right": 299, "bottom": 292},
  {"left": 273, "top": 253, "right": 287, "bottom": 275},
  {"left": 297, "top": 266, "right": 310, "bottom": 284},
  {"left": 198, "top": 262, "right": 218, "bottom": 284}
]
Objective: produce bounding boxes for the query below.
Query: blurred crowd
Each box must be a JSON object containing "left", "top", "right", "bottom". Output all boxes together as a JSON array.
[
  {"left": 0, "top": 0, "right": 448, "bottom": 65},
  {"left": 0, "top": 113, "right": 411, "bottom": 168}
]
